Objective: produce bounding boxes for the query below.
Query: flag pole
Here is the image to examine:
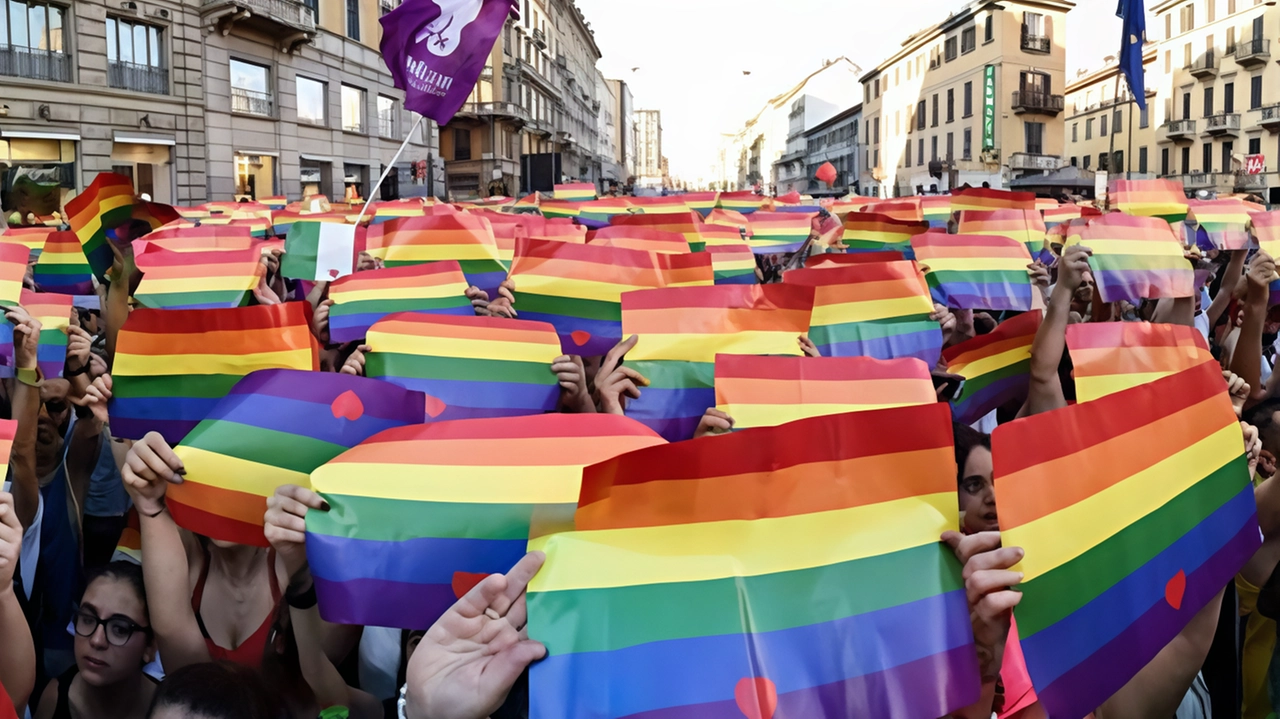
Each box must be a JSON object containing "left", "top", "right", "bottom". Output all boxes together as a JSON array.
[
  {"left": 1106, "top": 71, "right": 1121, "bottom": 209},
  {"left": 355, "top": 114, "right": 427, "bottom": 225}
]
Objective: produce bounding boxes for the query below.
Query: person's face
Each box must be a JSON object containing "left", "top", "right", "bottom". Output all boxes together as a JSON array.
[
  {"left": 959, "top": 446, "right": 998, "bottom": 534},
  {"left": 38, "top": 379, "right": 71, "bottom": 449},
  {"left": 74, "top": 577, "right": 153, "bottom": 687}
]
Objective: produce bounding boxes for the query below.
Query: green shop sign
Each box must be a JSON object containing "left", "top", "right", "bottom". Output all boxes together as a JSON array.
[{"left": 982, "top": 64, "right": 996, "bottom": 151}]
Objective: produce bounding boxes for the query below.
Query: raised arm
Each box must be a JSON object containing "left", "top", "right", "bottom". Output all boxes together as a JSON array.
[
  {"left": 1205, "top": 250, "right": 1247, "bottom": 332},
  {"left": 1230, "top": 251, "right": 1274, "bottom": 410},
  {"left": 0, "top": 492, "right": 34, "bottom": 713},
  {"left": 6, "top": 308, "right": 42, "bottom": 529},
  {"left": 1022, "top": 244, "right": 1091, "bottom": 417}
]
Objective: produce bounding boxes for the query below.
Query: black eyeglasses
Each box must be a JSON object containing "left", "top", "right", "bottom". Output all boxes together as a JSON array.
[{"left": 73, "top": 610, "right": 151, "bottom": 647}]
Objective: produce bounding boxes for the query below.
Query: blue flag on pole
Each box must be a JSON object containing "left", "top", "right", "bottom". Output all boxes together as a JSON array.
[{"left": 1117, "top": 0, "right": 1147, "bottom": 110}]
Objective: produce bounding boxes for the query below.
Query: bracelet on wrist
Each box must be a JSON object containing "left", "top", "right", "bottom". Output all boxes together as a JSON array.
[{"left": 140, "top": 499, "right": 167, "bottom": 519}]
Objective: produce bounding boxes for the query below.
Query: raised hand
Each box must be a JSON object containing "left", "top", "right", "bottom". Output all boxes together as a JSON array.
[
  {"left": 264, "top": 484, "right": 329, "bottom": 580},
  {"left": 465, "top": 286, "right": 490, "bottom": 316},
  {"left": 595, "top": 335, "right": 646, "bottom": 415},
  {"left": 1244, "top": 421, "right": 1263, "bottom": 479},
  {"left": 6, "top": 307, "right": 41, "bottom": 371},
  {"left": 1027, "top": 261, "right": 1051, "bottom": 307},
  {"left": 1246, "top": 250, "right": 1276, "bottom": 302},
  {"left": 942, "top": 530, "right": 1023, "bottom": 681},
  {"left": 798, "top": 335, "right": 821, "bottom": 357},
  {"left": 1056, "top": 244, "right": 1094, "bottom": 295},
  {"left": 312, "top": 299, "right": 334, "bottom": 345},
  {"left": 929, "top": 303, "right": 958, "bottom": 346},
  {"left": 340, "top": 344, "right": 370, "bottom": 376},
  {"left": 66, "top": 314, "right": 92, "bottom": 374},
  {"left": 120, "top": 432, "right": 184, "bottom": 517},
  {"left": 1223, "top": 370, "right": 1250, "bottom": 418},
  {"left": 551, "top": 355, "right": 594, "bottom": 413},
  {"left": 692, "top": 408, "right": 734, "bottom": 439},
  {"left": 69, "top": 373, "right": 112, "bottom": 424}
]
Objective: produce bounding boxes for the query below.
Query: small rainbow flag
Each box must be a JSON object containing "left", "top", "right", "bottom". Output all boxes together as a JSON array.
[
  {"left": 133, "top": 245, "right": 263, "bottom": 310},
  {"left": 306, "top": 414, "right": 665, "bottom": 629},
  {"left": 259, "top": 196, "right": 289, "bottom": 210},
  {"left": 864, "top": 198, "right": 923, "bottom": 221},
  {"left": 327, "top": 261, "right": 472, "bottom": 343},
  {"left": 554, "top": 183, "right": 598, "bottom": 201},
  {"left": 364, "top": 214, "right": 507, "bottom": 296},
  {"left": 943, "top": 310, "right": 1042, "bottom": 424},
  {"left": 0, "top": 226, "right": 55, "bottom": 251},
  {"left": 369, "top": 199, "right": 426, "bottom": 223},
  {"left": 628, "top": 196, "right": 690, "bottom": 215},
  {"left": 114, "top": 509, "right": 142, "bottom": 563},
  {"left": 994, "top": 361, "right": 1259, "bottom": 719},
  {"left": 910, "top": 231, "right": 1035, "bottom": 311},
  {"left": 142, "top": 225, "right": 254, "bottom": 252},
  {"left": 0, "top": 243, "right": 26, "bottom": 307},
  {"left": 1042, "top": 204, "right": 1099, "bottom": 232},
  {"left": 1253, "top": 212, "right": 1280, "bottom": 303},
  {"left": 950, "top": 187, "right": 1036, "bottom": 212},
  {"left": 706, "top": 244, "right": 758, "bottom": 285},
  {"left": 783, "top": 262, "right": 941, "bottom": 365},
  {"left": 170, "top": 369, "right": 424, "bottom": 546},
  {"left": 109, "top": 303, "right": 318, "bottom": 444},
  {"left": 715, "top": 190, "right": 764, "bottom": 215},
  {"left": 620, "top": 284, "right": 813, "bottom": 441},
  {"left": 1187, "top": 198, "right": 1253, "bottom": 250},
  {"left": 577, "top": 198, "right": 634, "bottom": 228},
  {"left": 1067, "top": 322, "right": 1216, "bottom": 403},
  {"left": 806, "top": 251, "right": 905, "bottom": 267},
  {"left": 528, "top": 403, "right": 981, "bottom": 719},
  {"left": 714, "top": 354, "right": 935, "bottom": 429},
  {"left": 538, "top": 200, "right": 584, "bottom": 222},
  {"left": 841, "top": 212, "right": 929, "bottom": 256},
  {"left": 509, "top": 238, "right": 714, "bottom": 357},
  {"left": 588, "top": 226, "right": 690, "bottom": 254},
  {"left": 609, "top": 212, "right": 706, "bottom": 251},
  {"left": 365, "top": 313, "right": 562, "bottom": 420},
  {"left": 682, "top": 191, "right": 719, "bottom": 216},
  {"left": 957, "top": 209, "right": 1048, "bottom": 257},
  {"left": 65, "top": 172, "right": 134, "bottom": 280},
  {"left": 32, "top": 231, "right": 94, "bottom": 295},
  {"left": 0, "top": 419, "right": 14, "bottom": 466},
  {"left": 704, "top": 208, "right": 751, "bottom": 234},
  {"left": 271, "top": 210, "right": 349, "bottom": 237},
  {"left": 20, "top": 289, "right": 72, "bottom": 380},
  {"left": 1108, "top": 178, "right": 1189, "bottom": 224},
  {"left": 1069, "top": 214, "right": 1193, "bottom": 303},
  {"left": 745, "top": 211, "right": 815, "bottom": 254},
  {"left": 921, "top": 195, "right": 954, "bottom": 228}
]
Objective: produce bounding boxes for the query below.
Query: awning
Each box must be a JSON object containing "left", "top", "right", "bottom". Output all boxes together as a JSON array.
[
  {"left": 235, "top": 149, "right": 279, "bottom": 157},
  {"left": 112, "top": 132, "right": 175, "bottom": 146},
  {"left": 300, "top": 154, "right": 333, "bottom": 163},
  {"left": 2, "top": 128, "right": 80, "bottom": 141}
]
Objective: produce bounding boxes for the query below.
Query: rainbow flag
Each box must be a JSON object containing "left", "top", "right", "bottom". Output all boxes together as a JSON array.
[
  {"left": 538, "top": 201, "right": 584, "bottom": 222},
  {"left": 327, "top": 261, "right": 472, "bottom": 343},
  {"left": 369, "top": 199, "right": 426, "bottom": 223},
  {"left": 133, "top": 245, "right": 263, "bottom": 310},
  {"left": 910, "top": 231, "right": 1034, "bottom": 311},
  {"left": 271, "top": 210, "right": 349, "bottom": 237},
  {"left": 578, "top": 198, "right": 634, "bottom": 228},
  {"left": 365, "top": 313, "right": 562, "bottom": 420},
  {"left": 682, "top": 191, "right": 718, "bottom": 216},
  {"left": 132, "top": 201, "right": 182, "bottom": 233},
  {"left": 109, "top": 302, "right": 318, "bottom": 444},
  {"left": 715, "top": 191, "right": 764, "bottom": 215},
  {"left": 1069, "top": 214, "right": 1193, "bottom": 303},
  {"left": 706, "top": 244, "right": 758, "bottom": 285},
  {"left": 609, "top": 212, "right": 706, "bottom": 251},
  {"left": 528, "top": 402, "right": 981, "bottom": 719},
  {"left": 142, "top": 224, "right": 254, "bottom": 252},
  {"left": 306, "top": 413, "right": 665, "bottom": 629},
  {"left": 1187, "top": 198, "right": 1253, "bottom": 250},
  {"left": 1067, "top": 322, "right": 1215, "bottom": 403},
  {"left": 783, "top": 262, "right": 941, "bottom": 365},
  {"left": 200, "top": 216, "right": 272, "bottom": 239},
  {"left": 714, "top": 354, "right": 935, "bottom": 429},
  {"left": 942, "top": 310, "right": 1041, "bottom": 424},
  {"left": 1253, "top": 212, "right": 1280, "bottom": 303},
  {"left": 0, "top": 419, "right": 14, "bottom": 466},
  {"left": 170, "top": 369, "right": 424, "bottom": 546},
  {"left": 65, "top": 172, "right": 135, "bottom": 281},
  {"left": 993, "top": 361, "right": 1258, "bottom": 719},
  {"left": 364, "top": 214, "right": 507, "bottom": 296},
  {"left": 807, "top": 251, "right": 905, "bottom": 267},
  {"left": 0, "top": 226, "right": 54, "bottom": 251},
  {"left": 921, "top": 195, "right": 954, "bottom": 228},
  {"left": 0, "top": 243, "right": 25, "bottom": 308},
  {"left": 828, "top": 196, "right": 877, "bottom": 216},
  {"left": 32, "top": 231, "right": 94, "bottom": 295},
  {"left": 114, "top": 509, "right": 142, "bottom": 563},
  {"left": 620, "top": 284, "right": 813, "bottom": 441},
  {"left": 745, "top": 211, "right": 815, "bottom": 254},
  {"left": 864, "top": 198, "right": 923, "bottom": 221},
  {"left": 509, "top": 238, "right": 714, "bottom": 356},
  {"left": 628, "top": 196, "right": 690, "bottom": 215},
  {"left": 20, "top": 289, "right": 72, "bottom": 380},
  {"left": 1042, "top": 204, "right": 1098, "bottom": 232},
  {"left": 841, "top": 212, "right": 928, "bottom": 256},
  {"left": 260, "top": 196, "right": 289, "bottom": 210},
  {"left": 1108, "top": 178, "right": 1189, "bottom": 224},
  {"left": 554, "top": 183, "right": 597, "bottom": 201},
  {"left": 588, "top": 226, "right": 690, "bottom": 254},
  {"left": 950, "top": 187, "right": 1036, "bottom": 212},
  {"left": 704, "top": 208, "right": 751, "bottom": 234},
  {"left": 957, "top": 209, "right": 1048, "bottom": 257}
]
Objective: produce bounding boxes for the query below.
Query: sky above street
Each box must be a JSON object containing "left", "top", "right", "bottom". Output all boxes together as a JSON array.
[{"left": 575, "top": 0, "right": 1128, "bottom": 181}]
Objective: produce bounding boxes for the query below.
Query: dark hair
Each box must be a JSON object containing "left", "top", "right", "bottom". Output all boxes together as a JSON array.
[
  {"left": 148, "top": 662, "right": 278, "bottom": 719},
  {"left": 83, "top": 561, "right": 148, "bottom": 613},
  {"left": 1247, "top": 399, "right": 1280, "bottom": 453},
  {"left": 952, "top": 422, "right": 991, "bottom": 483}
]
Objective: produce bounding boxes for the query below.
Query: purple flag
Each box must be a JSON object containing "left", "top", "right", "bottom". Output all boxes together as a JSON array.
[{"left": 380, "top": 0, "right": 513, "bottom": 125}]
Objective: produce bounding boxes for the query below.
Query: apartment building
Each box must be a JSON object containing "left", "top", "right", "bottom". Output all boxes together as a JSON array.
[
  {"left": 859, "top": 0, "right": 1074, "bottom": 198},
  {"left": 635, "top": 108, "right": 662, "bottom": 188},
  {"left": 803, "top": 103, "right": 863, "bottom": 196},
  {"left": 1063, "top": 49, "right": 1159, "bottom": 178},
  {"left": 774, "top": 93, "right": 848, "bottom": 194},
  {"left": 605, "top": 78, "right": 633, "bottom": 180}
]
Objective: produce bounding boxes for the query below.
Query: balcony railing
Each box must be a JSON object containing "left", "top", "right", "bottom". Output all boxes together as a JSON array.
[
  {"left": 1176, "top": 171, "right": 1234, "bottom": 190},
  {"left": 201, "top": 0, "right": 316, "bottom": 32},
  {"left": 1236, "top": 172, "right": 1270, "bottom": 191},
  {"left": 0, "top": 44, "right": 72, "bottom": 83},
  {"left": 459, "top": 101, "right": 530, "bottom": 124},
  {"left": 1020, "top": 31, "right": 1050, "bottom": 53},
  {"left": 1189, "top": 52, "right": 1217, "bottom": 78},
  {"left": 108, "top": 61, "right": 169, "bottom": 94},
  {"left": 231, "top": 87, "right": 274, "bottom": 116},
  {"left": 1162, "top": 118, "right": 1197, "bottom": 141},
  {"left": 1009, "top": 152, "right": 1064, "bottom": 171},
  {"left": 1235, "top": 38, "right": 1270, "bottom": 66},
  {"left": 1011, "top": 90, "right": 1064, "bottom": 115},
  {"left": 1259, "top": 104, "right": 1280, "bottom": 131},
  {"left": 1203, "top": 113, "right": 1241, "bottom": 135}
]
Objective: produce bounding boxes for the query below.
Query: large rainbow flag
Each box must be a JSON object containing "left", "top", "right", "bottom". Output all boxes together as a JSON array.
[
  {"left": 620, "top": 284, "right": 813, "bottom": 441},
  {"left": 327, "top": 261, "right": 472, "bottom": 343},
  {"left": 0, "top": 226, "right": 55, "bottom": 252},
  {"left": 554, "top": 183, "right": 597, "bottom": 201},
  {"left": 21, "top": 289, "right": 72, "bottom": 380},
  {"left": 841, "top": 212, "right": 928, "bottom": 256},
  {"left": 1187, "top": 198, "right": 1253, "bottom": 251},
  {"left": 306, "top": 414, "right": 665, "bottom": 629},
  {"left": 910, "top": 231, "right": 1034, "bottom": 311},
  {"left": 170, "top": 369, "right": 424, "bottom": 546},
  {"left": 921, "top": 195, "right": 954, "bottom": 228},
  {"left": 1108, "top": 178, "right": 1189, "bottom": 224},
  {"left": 1069, "top": 214, "right": 1193, "bottom": 303},
  {"left": 1066, "top": 322, "right": 1216, "bottom": 403},
  {"left": 0, "top": 243, "right": 26, "bottom": 307},
  {"left": 745, "top": 211, "right": 816, "bottom": 254},
  {"left": 863, "top": 198, "right": 923, "bottom": 221},
  {"left": 682, "top": 191, "right": 719, "bottom": 216},
  {"left": 993, "top": 361, "right": 1258, "bottom": 719},
  {"left": 365, "top": 313, "right": 563, "bottom": 420},
  {"left": 715, "top": 191, "right": 764, "bottom": 215},
  {"left": 609, "top": 212, "right": 706, "bottom": 251},
  {"left": 65, "top": 172, "right": 135, "bottom": 280},
  {"left": 32, "top": 231, "right": 94, "bottom": 295},
  {"left": 577, "top": 198, "right": 635, "bottom": 228},
  {"left": 133, "top": 246, "right": 264, "bottom": 310},
  {"left": 528, "top": 402, "right": 981, "bottom": 719},
  {"left": 588, "top": 226, "right": 691, "bottom": 254},
  {"left": 508, "top": 238, "right": 714, "bottom": 356},
  {"left": 1254, "top": 212, "right": 1280, "bottom": 304},
  {"left": 141, "top": 225, "right": 255, "bottom": 252},
  {"left": 109, "top": 303, "right": 318, "bottom": 444},
  {"left": 704, "top": 208, "right": 751, "bottom": 234},
  {"left": 942, "top": 310, "right": 1042, "bottom": 424},
  {"left": 783, "top": 262, "right": 941, "bottom": 365},
  {"left": 957, "top": 209, "right": 1048, "bottom": 258},
  {"left": 714, "top": 354, "right": 935, "bottom": 429},
  {"left": 950, "top": 187, "right": 1036, "bottom": 212},
  {"left": 364, "top": 214, "right": 507, "bottom": 295},
  {"left": 706, "top": 244, "right": 758, "bottom": 285}
]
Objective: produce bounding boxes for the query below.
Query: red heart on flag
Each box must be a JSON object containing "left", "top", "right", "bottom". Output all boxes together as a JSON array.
[
  {"left": 452, "top": 572, "right": 488, "bottom": 599},
  {"left": 424, "top": 394, "right": 447, "bottom": 419},
  {"left": 570, "top": 330, "right": 592, "bottom": 347},
  {"left": 330, "top": 390, "right": 364, "bottom": 421},
  {"left": 734, "top": 677, "right": 777, "bottom": 719},
  {"left": 328, "top": 268, "right": 340, "bottom": 279},
  {"left": 1165, "top": 569, "right": 1187, "bottom": 610}
]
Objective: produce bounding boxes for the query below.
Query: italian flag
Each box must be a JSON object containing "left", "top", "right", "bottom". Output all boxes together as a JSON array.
[{"left": 281, "top": 221, "right": 357, "bottom": 282}]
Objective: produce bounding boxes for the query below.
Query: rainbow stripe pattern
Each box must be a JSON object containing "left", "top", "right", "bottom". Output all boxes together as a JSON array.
[
  {"left": 714, "top": 354, "right": 935, "bottom": 429},
  {"left": 609, "top": 212, "right": 706, "bottom": 251},
  {"left": 554, "top": 183, "right": 597, "bottom": 201},
  {"left": 1187, "top": 198, "right": 1253, "bottom": 251},
  {"left": 327, "top": 261, "right": 472, "bottom": 343},
  {"left": 620, "top": 284, "right": 813, "bottom": 441},
  {"left": 306, "top": 414, "right": 665, "bottom": 629},
  {"left": 588, "top": 226, "right": 690, "bottom": 254},
  {"left": 133, "top": 246, "right": 264, "bottom": 310},
  {"left": 942, "top": 310, "right": 1041, "bottom": 424},
  {"left": 0, "top": 243, "right": 26, "bottom": 307},
  {"left": 1253, "top": 212, "right": 1280, "bottom": 304},
  {"left": 0, "top": 226, "right": 55, "bottom": 251},
  {"left": 921, "top": 195, "right": 954, "bottom": 228},
  {"left": 31, "top": 231, "right": 93, "bottom": 295},
  {"left": 21, "top": 289, "right": 72, "bottom": 380},
  {"left": 910, "top": 231, "right": 1034, "bottom": 311},
  {"left": 745, "top": 211, "right": 815, "bottom": 254},
  {"left": 527, "top": 402, "right": 981, "bottom": 719},
  {"left": 0, "top": 419, "right": 15, "bottom": 467},
  {"left": 715, "top": 191, "right": 764, "bottom": 215},
  {"left": 950, "top": 187, "right": 1036, "bottom": 212},
  {"left": 993, "top": 361, "right": 1259, "bottom": 719},
  {"left": 841, "top": 212, "right": 928, "bottom": 256},
  {"left": 957, "top": 209, "right": 1048, "bottom": 257},
  {"left": 109, "top": 303, "right": 318, "bottom": 445},
  {"left": 170, "top": 370, "right": 424, "bottom": 546},
  {"left": 682, "top": 192, "right": 718, "bottom": 216},
  {"left": 863, "top": 199, "right": 923, "bottom": 222},
  {"left": 365, "top": 313, "right": 563, "bottom": 420},
  {"left": 1108, "top": 179, "right": 1189, "bottom": 224},
  {"left": 365, "top": 214, "right": 507, "bottom": 296},
  {"left": 706, "top": 244, "right": 758, "bottom": 285},
  {"left": 1069, "top": 214, "right": 1193, "bottom": 303},
  {"left": 142, "top": 225, "right": 255, "bottom": 252},
  {"left": 65, "top": 172, "right": 135, "bottom": 280},
  {"left": 1066, "top": 322, "right": 1216, "bottom": 403}
]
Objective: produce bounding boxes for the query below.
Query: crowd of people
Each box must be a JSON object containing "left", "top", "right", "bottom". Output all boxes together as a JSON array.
[{"left": 0, "top": 201, "right": 1278, "bottom": 719}]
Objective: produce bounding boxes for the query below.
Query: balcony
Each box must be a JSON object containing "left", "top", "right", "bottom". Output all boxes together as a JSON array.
[
  {"left": 1236, "top": 172, "right": 1272, "bottom": 192},
  {"left": 1009, "top": 152, "right": 1064, "bottom": 171},
  {"left": 1235, "top": 38, "right": 1270, "bottom": 68},
  {"left": 1161, "top": 118, "right": 1197, "bottom": 142},
  {"left": 1258, "top": 104, "right": 1280, "bottom": 132},
  {"left": 231, "top": 87, "right": 274, "bottom": 117},
  {"left": 1011, "top": 90, "right": 1064, "bottom": 116},
  {"left": 0, "top": 44, "right": 72, "bottom": 83},
  {"left": 1189, "top": 52, "right": 1217, "bottom": 79},
  {"left": 525, "top": 118, "right": 553, "bottom": 137},
  {"left": 1020, "top": 30, "right": 1051, "bottom": 53},
  {"left": 1175, "top": 172, "right": 1234, "bottom": 192},
  {"left": 108, "top": 61, "right": 169, "bottom": 95},
  {"left": 457, "top": 101, "right": 529, "bottom": 125},
  {"left": 1203, "top": 113, "right": 1241, "bottom": 137},
  {"left": 531, "top": 27, "right": 547, "bottom": 49},
  {"left": 201, "top": 0, "right": 315, "bottom": 50},
  {"left": 517, "top": 59, "right": 558, "bottom": 96}
]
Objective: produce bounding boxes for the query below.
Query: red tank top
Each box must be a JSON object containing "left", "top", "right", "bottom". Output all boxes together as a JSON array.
[{"left": 190, "top": 547, "right": 281, "bottom": 669}]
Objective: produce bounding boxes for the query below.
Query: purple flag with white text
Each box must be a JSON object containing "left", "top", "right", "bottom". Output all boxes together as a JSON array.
[{"left": 379, "top": 0, "right": 514, "bottom": 125}]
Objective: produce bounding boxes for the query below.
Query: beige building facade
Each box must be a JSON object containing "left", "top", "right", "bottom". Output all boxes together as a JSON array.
[
  {"left": 859, "top": 0, "right": 1074, "bottom": 198},
  {"left": 1063, "top": 48, "right": 1159, "bottom": 179}
]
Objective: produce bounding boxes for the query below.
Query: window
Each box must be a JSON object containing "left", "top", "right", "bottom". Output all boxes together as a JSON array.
[
  {"left": 1, "top": 1, "right": 68, "bottom": 82},
  {"left": 1202, "top": 142, "right": 1213, "bottom": 172},
  {"left": 946, "top": 89, "right": 954, "bottom": 123},
  {"left": 907, "top": 60, "right": 912, "bottom": 81},
  {"left": 230, "top": 59, "right": 272, "bottom": 116},
  {"left": 1165, "top": 49, "right": 1171, "bottom": 73},
  {"left": 1099, "top": 152, "right": 1109, "bottom": 171},
  {"left": 1139, "top": 146, "right": 1149, "bottom": 174},
  {"left": 1025, "top": 121, "right": 1044, "bottom": 154},
  {"left": 1222, "top": 140, "right": 1233, "bottom": 172},
  {"left": 963, "top": 127, "right": 972, "bottom": 159},
  {"left": 1165, "top": 13, "right": 1172, "bottom": 39},
  {"left": 1162, "top": 147, "right": 1170, "bottom": 175},
  {"left": 945, "top": 36, "right": 958, "bottom": 61},
  {"left": 1207, "top": 0, "right": 1215, "bottom": 21},
  {"left": 873, "top": 79, "right": 879, "bottom": 98},
  {"left": 347, "top": 0, "right": 360, "bottom": 40},
  {"left": 905, "top": 141, "right": 912, "bottom": 166},
  {"left": 1114, "top": 151, "right": 1124, "bottom": 174},
  {"left": 106, "top": 17, "right": 166, "bottom": 94},
  {"left": 1224, "top": 82, "right": 1234, "bottom": 113},
  {"left": 1227, "top": 27, "right": 1236, "bottom": 52},
  {"left": 984, "top": 12, "right": 994, "bottom": 42},
  {"left": 1083, "top": 155, "right": 1091, "bottom": 170},
  {"left": 1072, "top": 122, "right": 1078, "bottom": 142},
  {"left": 873, "top": 117, "right": 879, "bottom": 143},
  {"left": 453, "top": 128, "right": 471, "bottom": 160},
  {"left": 963, "top": 81, "right": 973, "bottom": 117},
  {"left": 1139, "top": 105, "right": 1149, "bottom": 128},
  {"left": 931, "top": 94, "right": 939, "bottom": 127},
  {"left": 917, "top": 100, "right": 926, "bottom": 130},
  {"left": 1250, "top": 137, "right": 1262, "bottom": 154},
  {"left": 1204, "top": 86, "right": 1214, "bottom": 116},
  {"left": 946, "top": 132, "right": 954, "bottom": 160},
  {"left": 1086, "top": 118, "right": 1094, "bottom": 139},
  {"left": 377, "top": 95, "right": 396, "bottom": 138},
  {"left": 341, "top": 84, "right": 366, "bottom": 133},
  {"left": 917, "top": 138, "right": 924, "bottom": 166},
  {"left": 1182, "top": 146, "right": 1191, "bottom": 173},
  {"left": 931, "top": 135, "right": 938, "bottom": 161},
  {"left": 961, "top": 26, "right": 976, "bottom": 53},
  {"left": 874, "top": 148, "right": 879, "bottom": 167},
  {"left": 1184, "top": 42, "right": 1191, "bottom": 68},
  {"left": 296, "top": 76, "right": 326, "bottom": 125},
  {"left": 1180, "top": 3, "right": 1194, "bottom": 32},
  {"left": 1070, "top": 156, "right": 1078, "bottom": 166},
  {"left": 1183, "top": 91, "right": 1192, "bottom": 119},
  {"left": 1229, "top": 0, "right": 1236, "bottom": 12},
  {"left": 1251, "top": 75, "right": 1263, "bottom": 109}
]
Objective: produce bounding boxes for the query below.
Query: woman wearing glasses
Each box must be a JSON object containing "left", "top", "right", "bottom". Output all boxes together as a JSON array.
[{"left": 34, "top": 562, "right": 157, "bottom": 719}]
